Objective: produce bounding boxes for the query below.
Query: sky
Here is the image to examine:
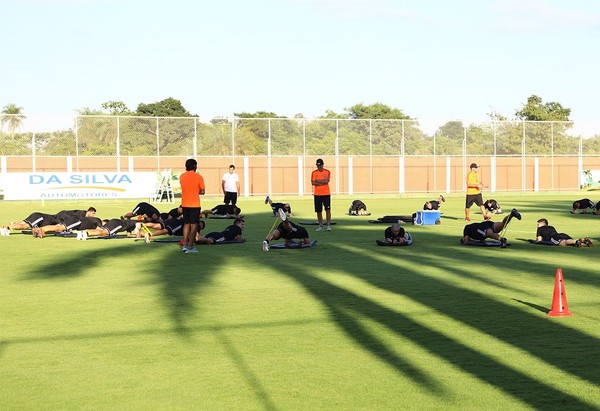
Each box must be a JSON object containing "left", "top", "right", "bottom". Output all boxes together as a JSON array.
[{"left": 2, "top": 0, "right": 600, "bottom": 134}]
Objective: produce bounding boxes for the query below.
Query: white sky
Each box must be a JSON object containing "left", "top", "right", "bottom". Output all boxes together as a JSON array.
[{"left": 2, "top": 0, "right": 599, "bottom": 132}]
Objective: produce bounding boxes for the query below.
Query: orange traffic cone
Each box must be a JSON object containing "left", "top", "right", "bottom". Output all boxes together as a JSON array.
[{"left": 547, "top": 268, "right": 572, "bottom": 317}]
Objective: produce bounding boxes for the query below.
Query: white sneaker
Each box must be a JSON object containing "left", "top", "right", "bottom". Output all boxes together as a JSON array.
[
  {"left": 278, "top": 208, "right": 287, "bottom": 221},
  {"left": 326, "top": 225, "right": 332, "bottom": 231},
  {"left": 76, "top": 231, "right": 82, "bottom": 240},
  {"left": 316, "top": 226, "right": 324, "bottom": 232},
  {"left": 144, "top": 233, "right": 151, "bottom": 243},
  {"left": 81, "top": 231, "right": 88, "bottom": 241},
  {"left": 262, "top": 240, "right": 270, "bottom": 252},
  {"left": 185, "top": 247, "right": 199, "bottom": 253},
  {"left": 182, "top": 245, "right": 189, "bottom": 252},
  {"left": 134, "top": 222, "right": 141, "bottom": 238}
]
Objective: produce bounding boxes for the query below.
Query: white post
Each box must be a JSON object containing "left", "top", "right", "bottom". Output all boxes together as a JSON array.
[
  {"left": 67, "top": 156, "right": 73, "bottom": 173},
  {"left": 490, "top": 156, "right": 496, "bottom": 193},
  {"left": 446, "top": 156, "right": 451, "bottom": 193},
  {"left": 243, "top": 156, "right": 249, "bottom": 197},
  {"left": 297, "top": 156, "right": 303, "bottom": 196},
  {"left": 267, "top": 119, "right": 272, "bottom": 196},
  {"left": 534, "top": 157, "right": 539, "bottom": 192},
  {"left": 32, "top": 133, "right": 36, "bottom": 173},
  {"left": 128, "top": 156, "right": 134, "bottom": 173},
  {"left": 348, "top": 156, "right": 354, "bottom": 195},
  {"left": 399, "top": 156, "right": 405, "bottom": 193}
]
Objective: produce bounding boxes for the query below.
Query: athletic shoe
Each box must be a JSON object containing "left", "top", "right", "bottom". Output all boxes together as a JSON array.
[
  {"left": 262, "top": 240, "right": 270, "bottom": 252},
  {"left": 133, "top": 222, "right": 141, "bottom": 238},
  {"left": 76, "top": 231, "right": 82, "bottom": 240},
  {"left": 144, "top": 233, "right": 151, "bottom": 244},
  {"left": 511, "top": 208, "right": 522, "bottom": 220},
  {"left": 584, "top": 237, "right": 593, "bottom": 247},
  {"left": 81, "top": 231, "right": 88, "bottom": 241},
  {"left": 576, "top": 239, "right": 583, "bottom": 248},
  {"left": 264, "top": 195, "right": 270, "bottom": 204},
  {"left": 182, "top": 245, "right": 190, "bottom": 252},
  {"left": 316, "top": 226, "right": 324, "bottom": 231},
  {"left": 185, "top": 247, "right": 199, "bottom": 253},
  {"left": 326, "top": 225, "right": 332, "bottom": 231},
  {"left": 500, "top": 238, "right": 507, "bottom": 248},
  {"left": 465, "top": 217, "right": 471, "bottom": 221},
  {"left": 440, "top": 195, "right": 445, "bottom": 202},
  {"left": 278, "top": 208, "right": 287, "bottom": 221}
]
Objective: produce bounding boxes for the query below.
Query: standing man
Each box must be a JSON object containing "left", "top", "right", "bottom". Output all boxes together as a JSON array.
[
  {"left": 465, "top": 163, "right": 488, "bottom": 221},
  {"left": 180, "top": 159, "right": 205, "bottom": 254},
  {"left": 222, "top": 164, "right": 240, "bottom": 205},
  {"left": 311, "top": 158, "right": 332, "bottom": 231}
]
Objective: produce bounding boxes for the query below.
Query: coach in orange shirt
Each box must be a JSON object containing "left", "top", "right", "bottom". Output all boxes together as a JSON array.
[
  {"left": 311, "top": 158, "right": 332, "bottom": 231},
  {"left": 180, "top": 159, "right": 205, "bottom": 253}
]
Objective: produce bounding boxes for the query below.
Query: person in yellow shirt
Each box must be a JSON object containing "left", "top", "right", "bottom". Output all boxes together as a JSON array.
[{"left": 465, "top": 163, "right": 489, "bottom": 221}]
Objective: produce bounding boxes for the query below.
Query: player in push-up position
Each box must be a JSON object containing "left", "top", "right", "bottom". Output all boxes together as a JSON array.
[
  {"left": 461, "top": 208, "right": 522, "bottom": 246},
  {"left": 262, "top": 209, "right": 310, "bottom": 251},
  {"left": 201, "top": 204, "right": 242, "bottom": 219},
  {"left": 136, "top": 219, "right": 205, "bottom": 243},
  {"left": 121, "top": 202, "right": 162, "bottom": 222},
  {"left": 571, "top": 198, "right": 596, "bottom": 214},
  {"left": 78, "top": 218, "right": 140, "bottom": 240}
]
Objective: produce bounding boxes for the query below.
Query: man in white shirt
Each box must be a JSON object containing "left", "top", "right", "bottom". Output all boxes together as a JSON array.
[{"left": 222, "top": 164, "right": 241, "bottom": 205}]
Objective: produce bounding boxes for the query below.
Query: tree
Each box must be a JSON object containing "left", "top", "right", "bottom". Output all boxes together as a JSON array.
[
  {"left": 1, "top": 103, "right": 26, "bottom": 135},
  {"left": 135, "top": 97, "right": 194, "bottom": 117},
  {"left": 345, "top": 103, "right": 411, "bottom": 120},
  {"left": 101, "top": 101, "right": 131, "bottom": 115},
  {"left": 515, "top": 95, "right": 571, "bottom": 121}
]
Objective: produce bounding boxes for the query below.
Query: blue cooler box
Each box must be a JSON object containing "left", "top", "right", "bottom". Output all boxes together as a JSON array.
[{"left": 414, "top": 210, "right": 441, "bottom": 225}]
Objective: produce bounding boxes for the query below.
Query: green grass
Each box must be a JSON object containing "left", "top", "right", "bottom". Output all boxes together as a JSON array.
[{"left": 1, "top": 193, "right": 599, "bottom": 410}]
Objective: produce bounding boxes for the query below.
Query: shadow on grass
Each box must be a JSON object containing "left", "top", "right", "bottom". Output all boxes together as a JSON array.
[{"left": 15, "top": 200, "right": 600, "bottom": 409}]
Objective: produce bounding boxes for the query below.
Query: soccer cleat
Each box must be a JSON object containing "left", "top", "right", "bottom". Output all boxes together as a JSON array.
[
  {"left": 576, "top": 239, "right": 583, "bottom": 248},
  {"left": 500, "top": 238, "right": 507, "bottom": 248},
  {"left": 326, "top": 225, "right": 332, "bottom": 231},
  {"left": 278, "top": 208, "right": 287, "bottom": 221},
  {"left": 262, "top": 240, "right": 270, "bottom": 252},
  {"left": 185, "top": 247, "right": 199, "bottom": 253},
  {"left": 264, "top": 195, "right": 270, "bottom": 204},
  {"left": 584, "top": 237, "right": 593, "bottom": 247},
  {"left": 510, "top": 208, "right": 522, "bottom": 220},
  {"left": 316, "top": 226, "right": 324, "bottom": 232}
]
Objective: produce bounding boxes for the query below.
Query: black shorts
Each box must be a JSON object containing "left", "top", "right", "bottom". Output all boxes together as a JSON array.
[
  {"left": 183, "top": 207, "right": 201, "bottom": 224},
  {"left": 59, "top": 215, "right": 83, "bottom": 231},
  {"left": 24, "top": 212, "right": 59, "bottom": 228},
  {"left": 224, "top": 191, "right": 238, "bottom": 205},
  {"left": 163, "top": 219, "right": 184, "bottom": 236},
  {"left": 463, "top": 221, "right": 494, "bottom": 241},
  {"left": 550, "top": 233, "right": 572, "bottom": 245},
  {"left": 132, "top": 202, "right": 160, "bottom": 218},
  {"left": 278, "top": 226, "right": 309, "bottom": 240},
  {"left": 466, "top": 194, "right": 484, "bottom": 208},
  {"left": 314, "top": 195, "right": 331, "bottom": 212},
  {"left": 205, "top": 232, "right": 227, "bottom": 243}
]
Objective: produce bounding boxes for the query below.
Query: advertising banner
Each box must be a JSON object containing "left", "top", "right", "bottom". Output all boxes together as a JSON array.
[{"left": 1, "top": 172, "right": 159, "bottom": 200}]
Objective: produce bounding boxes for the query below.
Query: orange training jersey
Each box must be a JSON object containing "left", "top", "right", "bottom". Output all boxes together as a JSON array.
[
  {"left": 180, "top": 170, "right": 205, "bottom": 207},
  {"left": 466, "top": 170, "right": 480, "bottom": 195},
  {"left": 311, "top": 168, "right": 331, "bottom": 196}
]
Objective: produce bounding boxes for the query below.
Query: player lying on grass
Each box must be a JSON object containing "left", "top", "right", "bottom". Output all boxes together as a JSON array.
[
  {"left": 78, "top": 218, "right": 140, "bottom": 239},
  {"left": 121, "top": 202, "right": 163, "bottom": 222},
  {"left": 201, "top": 204, "right": 243, "bottom": 219},
  {"left": 461, "top": 208, "right": 521, "bottom": 246},
  {"left": 139, "top": 219, "right": 205, "bottom": 242},
  {"left": 265, "top": 196, "right": 292, "bottom": 217},
  {"left": 534, "top": 218, "right": 592, "bottom": 247},
  {"left": 1, "top": 210, "right": 99, "bottom": 237},
  {"left": 423, "top": 195, "right": 445, "bottom": 211},
  {"left": 262, "top": 210, "right": 310, "bottom": 251},
  {"left": 195, "top": 218, "right": 244, "bottom": 245},
  {"left": 159, "top": 205, "right": 183, "bottom": 221},
  {"left": 571, "top": 198, "right": 596, "bottom": 214}
]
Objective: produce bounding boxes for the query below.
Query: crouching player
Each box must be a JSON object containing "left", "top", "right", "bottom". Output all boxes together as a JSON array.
[
  {"left": 262, "top": 211, "right": 310, "bottom": 251},
  {"left": 462, "top": 208, "right": 521, "bottom": 247}
]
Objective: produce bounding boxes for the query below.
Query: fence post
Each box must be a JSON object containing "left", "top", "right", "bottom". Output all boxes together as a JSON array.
[
  {"left": 348, "top": 156, "right": 353, "bottom": 195},
  {"left": 534, "top": 157, "right": 539, "bottom": 192},
  {"left": 244, "top": 156, "right": 249, "bottom": 197},
  {"left": 297, "top": 156, "right": 303, "bottom": 196}
]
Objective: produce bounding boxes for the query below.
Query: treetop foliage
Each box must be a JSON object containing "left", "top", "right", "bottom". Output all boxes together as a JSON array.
[{"left": 515, "top": 95, "right": 571, "bottom": 122}]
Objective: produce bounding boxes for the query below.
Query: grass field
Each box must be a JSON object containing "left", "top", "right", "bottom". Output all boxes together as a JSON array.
[{"left": 1, "top": 193, "right": 599, "bottom": 410}]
